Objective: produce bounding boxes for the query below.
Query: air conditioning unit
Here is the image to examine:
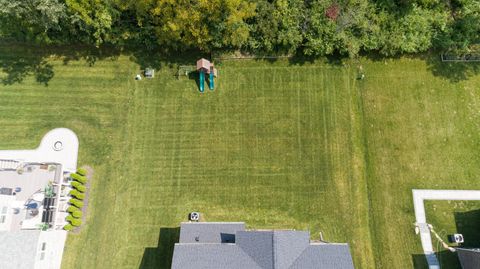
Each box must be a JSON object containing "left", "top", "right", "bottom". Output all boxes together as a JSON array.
[
  {"left": 448, "top": 234, "right": 464, "bottom": 243},
  {"left": 189, "top": 212, "right": 200, "bottom": 221}
]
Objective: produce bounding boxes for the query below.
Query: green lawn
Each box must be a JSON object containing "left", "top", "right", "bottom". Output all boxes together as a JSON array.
[{"left": 0, "top": 45, "right": 479, "bottom": 269}]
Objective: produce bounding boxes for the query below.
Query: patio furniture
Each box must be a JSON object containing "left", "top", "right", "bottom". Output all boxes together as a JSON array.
[
  {"left": 29, "top": 208, "right": 39, "bottom": 217},
  {"left": 26, "top": 202, "right": 38, "bottom": 209},
  {"left": 14, "top": 187, "right": 21, "bottom": 192},
  {"left": 0, "top": 187, "right": 13, "bottom": 195}
]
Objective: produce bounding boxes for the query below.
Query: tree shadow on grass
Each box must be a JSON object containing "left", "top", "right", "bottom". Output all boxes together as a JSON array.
[
  {"left": 0, "top": 44, "right": 122, "bottom": 86},
  {"left": 412, "top": 251, "right": 461, "bottom": 269},
  {"left": 139, "top": 227, "right": 180, "bottom": 269},
  {"left": 454, "top": 209, "right": 480, "bottom": 247},
  {"left": 358, "top": 51, "right": 480, "bottom": 82},
  {"left": 60, "top": 45, "right": 121, "bottom": 67},
  {"left": 0, "top": 43, "right": 210, "bottom": 87},
  {"left": 412, "top": 253, "right": 429, "bottom": 269},
  {"left": 129, "top": 49, "right": 206, "bottom": 71},
  {"left": 425, "top": 54, "right": 480, "bottom": 83},
  {"left": 0, "top": 55, "right": 54, "bottom": 86}
]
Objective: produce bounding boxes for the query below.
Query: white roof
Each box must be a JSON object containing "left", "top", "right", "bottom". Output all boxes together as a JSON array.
[{"left": 0, "top": 230, "right": 67, "bottom": 269}]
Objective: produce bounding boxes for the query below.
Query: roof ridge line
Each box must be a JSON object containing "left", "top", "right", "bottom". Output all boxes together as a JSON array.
[
  {"left": 284, "top": 238, "right": 310, "bottom": 269},
  {"left": 237, "top": 242, "right": 268, "bottom": 269}
]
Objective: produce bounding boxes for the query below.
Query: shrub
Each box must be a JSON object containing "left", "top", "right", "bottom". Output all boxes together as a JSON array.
[
  {"left": 70, "top": 198, "right": 84, "bottom": 208},
  {"left": 69, "top": 190, "right": 85, "bottom": 200},
  {"left": 67, "top": 206, "right": 78, "bottom": 213},
  {"left": 77, "top": 168, "right": 87, "bottom": 176},
  {"left": 70, "top": 218, "right": 82, "bottom": 227},
  {"left": 66, "top": 215, "right": 82, "bottom": 226},
  {"left": 64, "top": 224, "right": 74, "bottom": 231},
  {"left": 71, "top": 181, "right": 86, "bottom": 192},
  {"left": 75, "top": 184, "right": 86, "bottom": 193},
  {"left": 70, "top": 173, "right": 87, "bottom": 184},
  {"left": 72, "top": 210, "right": 83, "bottom": 218}
]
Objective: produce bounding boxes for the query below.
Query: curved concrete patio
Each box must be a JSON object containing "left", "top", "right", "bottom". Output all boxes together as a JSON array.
[{"left": 0, "top": 128, "right": 79, "bottom": 172}]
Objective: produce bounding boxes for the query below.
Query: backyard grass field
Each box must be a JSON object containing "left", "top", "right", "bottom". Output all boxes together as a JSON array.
[{"left": 0, "top": 45, "right": 480, "bottom": 269}]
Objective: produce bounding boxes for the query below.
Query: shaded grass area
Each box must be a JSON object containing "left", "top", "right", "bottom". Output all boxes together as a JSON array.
[
  {"left": 0, "top": 45, "right": 480, "bottom": 269},
  {"left": 424, "top": 201, "right": 480, "bottom": 268}
]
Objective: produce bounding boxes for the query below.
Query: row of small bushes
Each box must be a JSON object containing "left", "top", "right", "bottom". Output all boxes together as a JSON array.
[
  {"left": 64, "top": 168, "right": 88, "bottom": 231},
  {"left": 64, "top": 201, "right": 83, "bottom": 231}
]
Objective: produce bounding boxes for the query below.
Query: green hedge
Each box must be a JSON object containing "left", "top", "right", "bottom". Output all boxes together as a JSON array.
[
  {"left": 64, "top": 224, "right": 74, "bottom": 231},
  {"left": 72, "top": 210, "right": 83, "bottom": 218},
  {"left": 71, "top": 181, "right": 82, "bottom": 188},
  {"left": 76, "top": 184, "right": 86, "bottom": 193},
  {"left": 69, "top": 190, "right": 85, "bottom": 200},
  {"left": 70, "top": 198, "right": 84, "bottom": 208},
  {"left": 70, "top": 173, "right": 87, "bottom": 184},
  {"left": 70, "top": 218, "right": 82, "bottom": 227},
  {"left": 67, "top": 206, "right": 78, "bottom": 213},
  {"left": 66, "top": 215, "right": 82, "bottom": 226},
  {"left": 77, "top": 167, "right": 87, "bottom": 176},
  {"left": 66, "top": 215, "right": 74, "bottom": 222},
  {"left": 71, "top": 181, "right": 86, "bottom": 192}
]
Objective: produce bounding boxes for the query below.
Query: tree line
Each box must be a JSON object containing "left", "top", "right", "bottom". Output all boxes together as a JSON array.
[{"left": 1, "top": 0, "right": 479, "bottom": 56}]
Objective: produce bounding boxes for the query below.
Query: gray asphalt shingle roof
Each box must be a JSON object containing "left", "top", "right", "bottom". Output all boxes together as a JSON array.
[
  {"left": 172, "top": 244, "right": 263, "bottom": 269},
  {"left": 290, "top": 244, "right": 355, "bottom": 269},
  {"left": 172, "top": 222, "right": 355, "bottom": 269},
  {"left": 457, "top": 248, "right": 480, "bottom": 269},
  {"left": 179, "top": 222, "right": 245, "bottom": 243}
]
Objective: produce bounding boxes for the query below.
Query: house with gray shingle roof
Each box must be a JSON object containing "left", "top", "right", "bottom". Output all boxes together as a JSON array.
[
  {"left": 171, "top": 222, "right": 355, "bottom": 269},
  {"left": 457, "top": 248, "right": 480, "bottom": 269}
]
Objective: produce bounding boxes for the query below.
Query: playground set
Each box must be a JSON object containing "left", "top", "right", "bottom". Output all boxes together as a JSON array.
[{"left": 196, "top": 58, "right": 217, "bottom": 93}]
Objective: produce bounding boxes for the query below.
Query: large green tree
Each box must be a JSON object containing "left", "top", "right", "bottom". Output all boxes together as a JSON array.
[
  {"left": 436, "top": 0, "right": 480, "bottom": 51},
  {"left": 0, "top": 0, "right": 476, "bottom": 56},
  {"left": 123, "top": 0, "right": 255, "bottom": 51},
  {"left": 0, "top": 0, "right": 66, "bottom": 42},
  {"left": 304, "top": 0, "right": 381, "bottom": 57},
  {"left": 248, "top": 0, "right": 305, "bottom": 54},
  {"left": 65, "top": 0, "right": 118, "bottom": 45},
  {"left": 378, "top": 5, "right": 449, "bottom": 55}
]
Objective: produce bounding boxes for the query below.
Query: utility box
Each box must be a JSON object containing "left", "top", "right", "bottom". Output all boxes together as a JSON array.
[
  {"left": 144, "top": 68, "right": 154, "bottom": 78},
  {"left": 448, "top": 234, "right": 464, "bottom": 243}
]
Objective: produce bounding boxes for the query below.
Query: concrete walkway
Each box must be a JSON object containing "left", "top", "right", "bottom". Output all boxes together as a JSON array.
[
  {"left": 0, "top": 128, "right": 79, "bottom": 172},
  {"left": 412, "top": 189, "right": 480, "bottom": 269}
]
